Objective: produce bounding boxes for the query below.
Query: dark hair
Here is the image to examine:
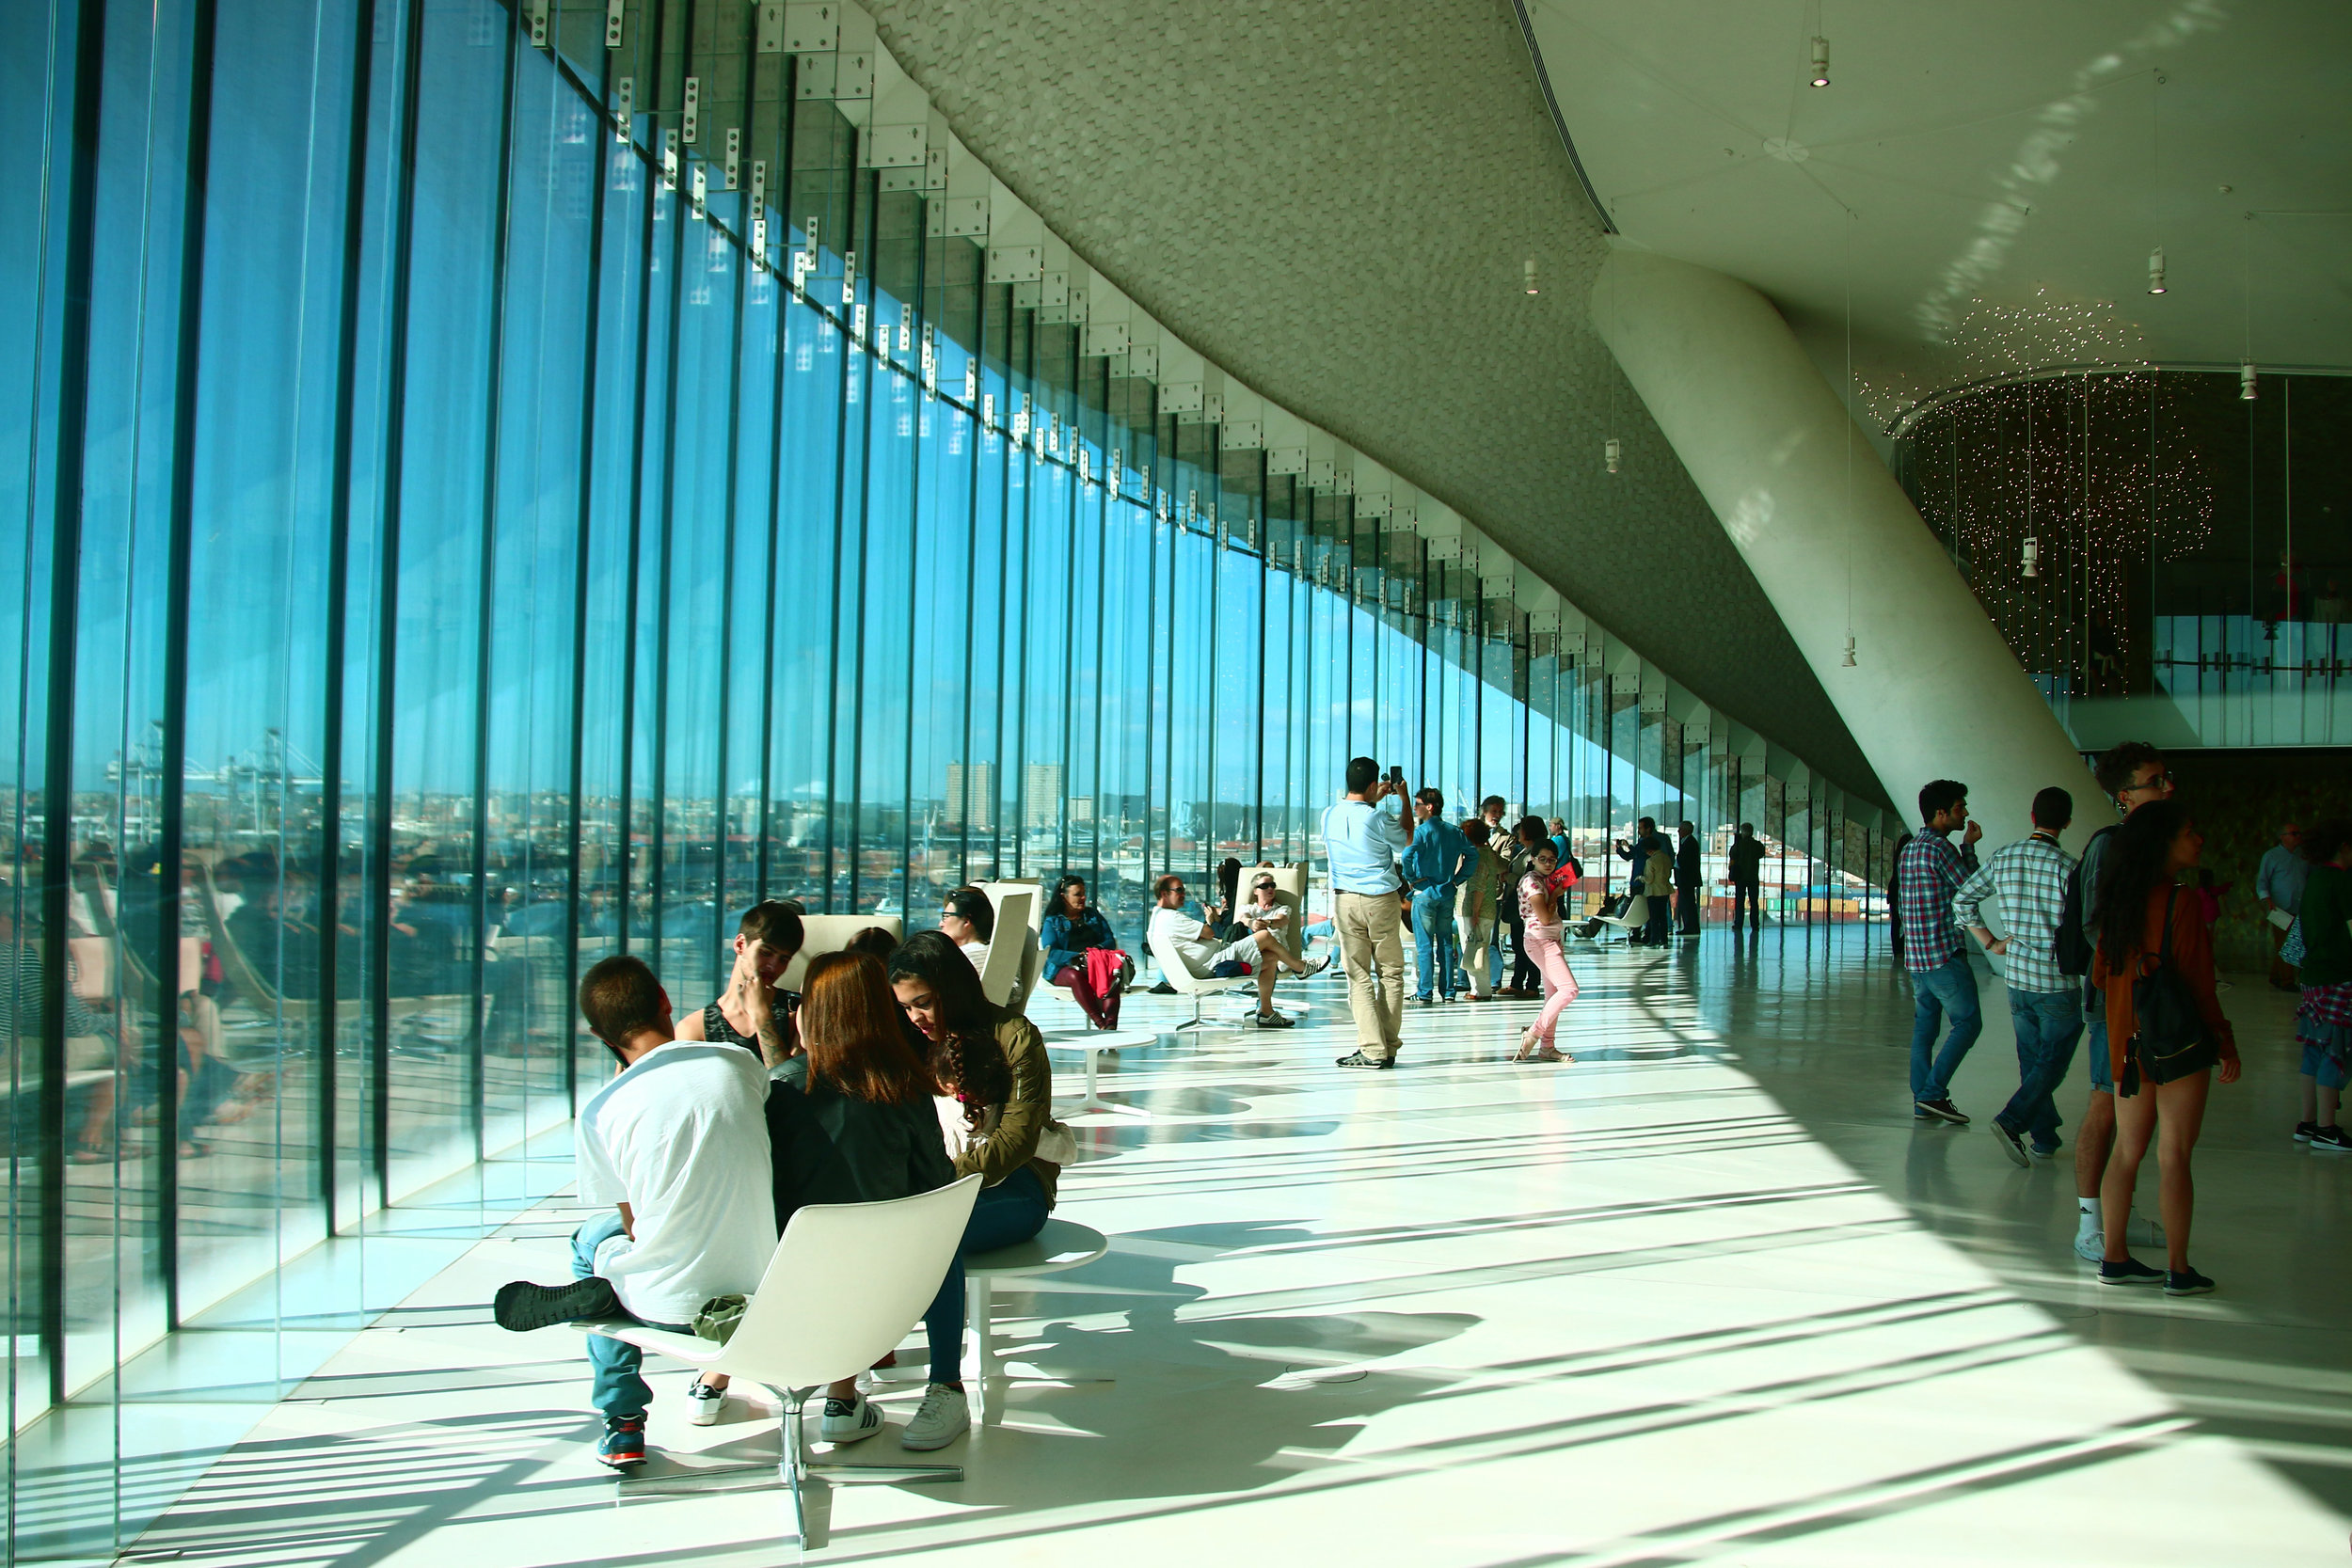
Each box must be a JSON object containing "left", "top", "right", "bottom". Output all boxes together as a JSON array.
[
  {"left": 2031, "top": 786, "right": 2074, "bottom": 831},
  {"left": 942, "top": 884, "right": 994, "bottom": 943},
  {"left": 1053, "top": 873, "right": 1089, "bottom": 913},
  {"left": 1636, "top": 816, "right": 1656, "bottom": 833},
  {"left": 1481, "top": 794, "right": 1506, "bottom": 813},
  {"left": 2096, "top": 799, "right": 2194, "bottom": 970},
  {"left": 1152, "top": 873, "right": 1185, "bottom": 899},
  {"left": 1678, "top": 821, "right": 1694, "bottom": 835},
  {"left": 1415, "top": 787, "right": 1444, "bottom": 812},
  {"left": 800, "top": 952, "right": 936, "bottom": 1103},
  {"left": 887, "top": 929, "right": 1009, "bottom": 1130},
  {"left": 2092, "top": 741, "right": 2163, "bottom": 800},
  {"left": 2301, "top": 819, "right": 2352, "bottom": 867},
  {"left": 1532, "top": 839, "right": 1560, "bottom": 863},
  {"left": 1515, "top": 815, "right": 1549, "bottom": 847},
  {"left": 1738, "top": 822, "right": 1755, "bottom": 835},
  {"left": 845, "top": 925, "right": 899, "bottom": 960},
  {"left": 887, "top": 928, "right": 998, "bottom": 1037},
  {"left": 1917, "top": 780, "right": 1967, "bottom": 821},
  {"left": 738, "top": 898, "right": 805, "bottom": 956},
  {"left": 579, "top": 955, "right": 664, "bottom": 1043},
  {"left": 1462, "top": 818, "right": 1488, "bottom": 845},
  {"left": 1345, "top": 756, "right": 1380, "bottom": 794}
]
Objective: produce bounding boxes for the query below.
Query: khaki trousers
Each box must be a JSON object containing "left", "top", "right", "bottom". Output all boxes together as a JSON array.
[
  {"left": 1335, "top": 891, "right": 1406, "bottom": 1059},
  {"left": 1455, "top": 909, "right": 1497, "bottom": 997}
]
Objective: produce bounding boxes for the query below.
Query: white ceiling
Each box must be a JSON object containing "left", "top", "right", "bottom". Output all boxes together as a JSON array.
[{"left": 1527, "top": 0, "right": 2352, "bottom": 427}]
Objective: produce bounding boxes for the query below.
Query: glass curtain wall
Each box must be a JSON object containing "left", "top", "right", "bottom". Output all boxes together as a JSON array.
[{"left": 2, "top": 3, "right": 1883, "bottom": 1555}]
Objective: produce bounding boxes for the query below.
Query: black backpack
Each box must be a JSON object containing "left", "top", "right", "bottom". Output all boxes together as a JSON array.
[
  {"left": 2054, "top": 825, "right": 2113, "bottom": 978},
  {"left": 2122, "top": 886, "right": 2223, "bottom": 1094}
]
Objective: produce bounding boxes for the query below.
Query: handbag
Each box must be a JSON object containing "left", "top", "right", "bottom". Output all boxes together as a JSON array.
[
  {"left": 2122, "top": 886, "right": 2222, "bottom": 1095},
  {"left": 2281, "top": 916, "right": 2307, "bottom": 969}
]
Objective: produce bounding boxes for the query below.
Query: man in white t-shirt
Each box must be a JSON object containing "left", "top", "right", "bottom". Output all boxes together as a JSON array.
[
  {"left": 492, "top": 956, "right": 775, "bottom": 1469},
  {"left": 1148, "top": 873, "right": 1323, "bottom": 1028}
]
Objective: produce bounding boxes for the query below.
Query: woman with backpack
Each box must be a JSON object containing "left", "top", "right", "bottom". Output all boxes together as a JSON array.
[{"left": 2090, "top": 800, "right": 2239, "bottom": 1295}]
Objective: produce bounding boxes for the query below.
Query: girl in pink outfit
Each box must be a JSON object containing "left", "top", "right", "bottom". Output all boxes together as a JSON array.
[{"left": 1515, "top": 842, "right": 1580, "bottom": 1063}]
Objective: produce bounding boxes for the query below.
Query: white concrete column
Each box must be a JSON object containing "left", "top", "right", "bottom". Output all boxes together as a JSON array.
[{"left": 1592, "top": 249, "right": 2093, "bottom": 855}]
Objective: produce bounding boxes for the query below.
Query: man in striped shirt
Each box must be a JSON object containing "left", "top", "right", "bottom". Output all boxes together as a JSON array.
[
  {"left": 1954, "top": 787, "right": 2081, "bottom": 1166},
  {"left": 1895, "top": 779, "right": 1982, "bottom": 1125}
]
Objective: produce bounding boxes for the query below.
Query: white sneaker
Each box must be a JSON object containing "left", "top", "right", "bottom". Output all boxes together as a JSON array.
[
  {"left": 684, "top": 1380, "right": 725, "bottom": 1427},
  {"left": 899, "top": 1383, "right": 970, "bottom": 1450},
  {"left": 2072, "top": 1227, "right": 2103, "bottom": 1262},
  {"left": 2127, "top": 1214, "right": 2166, "bottom": 1248},
  {"left": 818, "top": 1392, "right": 882, "bottom": 1445}
]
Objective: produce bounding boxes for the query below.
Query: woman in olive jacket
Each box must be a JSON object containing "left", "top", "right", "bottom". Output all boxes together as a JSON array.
[{"left": 883, "top": 931, "right": 1064, "bottom": 1449}]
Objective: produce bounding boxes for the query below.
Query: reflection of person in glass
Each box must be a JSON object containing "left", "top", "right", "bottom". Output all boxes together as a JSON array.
[{"left": 674, "top": 900, "right": 803, "bottom": 1065}]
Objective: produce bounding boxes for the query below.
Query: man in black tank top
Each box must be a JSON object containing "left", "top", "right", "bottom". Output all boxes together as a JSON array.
[{"left": 675, "top": 899, "right": 804, "bottom": 1066}]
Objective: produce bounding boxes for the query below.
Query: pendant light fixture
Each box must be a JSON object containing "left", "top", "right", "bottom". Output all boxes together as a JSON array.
[
  {"left": 2146, "top": 246, "right": 2166, "bottom": 294},
  {"left": 1809, "top": 36, "right": 1830, "bottom": 87},
  {"left": 2240, "top": 361, "right": 2258, "bottom": 401},
  {"left": 1523, "top": 257, "right": 1538, "bottom": 295},
  {"left": 1604, "top": 437, "right": 1621, "bottom": 474}
]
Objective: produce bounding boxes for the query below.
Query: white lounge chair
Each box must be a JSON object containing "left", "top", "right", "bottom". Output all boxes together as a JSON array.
[{"left": 585, "top": 1174, "right": 981, "bottom": 1544}]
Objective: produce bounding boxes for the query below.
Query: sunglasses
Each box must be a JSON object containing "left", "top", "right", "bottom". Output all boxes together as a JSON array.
[{"left": 2125, "top": 772, "right": 2176, "bottom": 793}]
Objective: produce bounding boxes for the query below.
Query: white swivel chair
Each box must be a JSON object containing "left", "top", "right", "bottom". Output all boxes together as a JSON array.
[
  {"left": 780, "top": 914, "right": 905, "bottom": 991},
  {"left": 1594, "top": 892, "right": 1650, "bottom": 944},
  {"left": 1145, "top": 918, "right": 1258, "bottom": 1032},
  {"left": 974, "top": 883, "right": 1044, "bottom": 1017},
  {"left": 586, "top": 1174, "right": 981, "bottom": 1544},
  {"left": 973, "top": 891, "right": 1032, "bottom": 1008}
]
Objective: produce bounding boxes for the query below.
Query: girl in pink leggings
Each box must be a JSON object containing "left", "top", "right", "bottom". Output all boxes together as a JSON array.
[{"left": 1516, "top": 842, "right": 1580, "bottom": 1063}]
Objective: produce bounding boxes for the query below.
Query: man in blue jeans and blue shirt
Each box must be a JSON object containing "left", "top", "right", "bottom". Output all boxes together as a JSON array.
[
  {"left": 492, "top": 955, "right": 776, "bottom": 1469},
  {"left": 1404, "top": 788, "right": 1472, "bottom": 1004},
  {"left": 1953, "top": 786, "right": 2082, "bottom": 1165},
  {"left": 1895, "top": 779, "right": 1983, "bottom": 1125}
]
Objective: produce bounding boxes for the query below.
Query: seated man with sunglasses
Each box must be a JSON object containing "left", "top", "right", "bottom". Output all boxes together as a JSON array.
[
  {"left": 1149, "top": 873, "right": 1327, "bottom": 1029},
  {"left": 491, "top": 955, "right": 776, "bottom": 1467}
]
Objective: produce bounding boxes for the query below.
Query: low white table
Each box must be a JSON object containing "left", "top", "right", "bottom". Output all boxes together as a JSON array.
[{"left": 1041, "top": 1027, "right": 1154, "bottom": 1115}]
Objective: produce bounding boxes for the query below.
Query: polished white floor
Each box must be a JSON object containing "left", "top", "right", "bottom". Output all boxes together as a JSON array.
[{"left": 125, "top": 928, "right": 2352, "bottom": 1565}]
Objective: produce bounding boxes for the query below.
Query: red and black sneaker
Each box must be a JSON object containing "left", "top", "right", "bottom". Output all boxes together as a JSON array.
[{"left": 596, "top": 1416, "right": 648, "bottom": 1468}]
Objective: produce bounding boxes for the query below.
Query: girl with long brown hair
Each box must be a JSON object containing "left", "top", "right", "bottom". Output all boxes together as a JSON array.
[
  {"left": 2090, "top": 800, "right": 2240, "bottom": 1295},
  {"left": 769, "top": 951, "right": 955, "bottom": 1448}
]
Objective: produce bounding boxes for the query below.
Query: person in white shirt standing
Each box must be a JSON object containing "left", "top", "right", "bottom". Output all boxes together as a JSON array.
[
  {"left": 1953, "top": 787, "right": 2084, "bottom": 1167},
  {"left": 1323, "top": 756, "right": 1415, "bottom": 1069},
  {"left": 493, "top": 955, "right": 776, "bottom": 1469}
]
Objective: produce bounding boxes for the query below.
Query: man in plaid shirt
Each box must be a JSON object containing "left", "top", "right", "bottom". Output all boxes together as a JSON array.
[
  {"left": 1895, "top": 779, "right": 1982, "bottom": 1125},
  {"left": 1954, "top": 786, "right": 2082, "bottom": 1165}
]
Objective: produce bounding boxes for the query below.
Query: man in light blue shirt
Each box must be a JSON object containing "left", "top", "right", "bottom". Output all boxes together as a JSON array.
[
  {"left": 2259, "top": 821, "right": 2310, "bottom": 991},
  {"left": 1321, "top": 756, "right": 1413, "bottom": 1068},
  {"left": 1403, "top": 789, "right": 1472, "bottom": 1004}
]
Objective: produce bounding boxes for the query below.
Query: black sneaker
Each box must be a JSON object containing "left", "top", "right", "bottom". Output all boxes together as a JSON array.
[
  {"left": 2311, "top": 1125, "right": 2352, "bottom": 1153},
  {"left": 1334, "top": 1050, "right": 1393, "bottom": 1069},
  {"left": 1253, "top": 1010, "right": 1295, "bottom": 1029},
  {"left": 2097, "top": 1257, "right": 2165, "bottom": 1288},
  {"left": 596, "top": 1416, "right": 648, "bottom": 1468},
  {"left": 495, "top": 1276, "right": 621, "bottom": 1331},
  {"left": 1992, "top": 1121, "right": 2029, "bottom": 1167},
  {"left": 2294, "top": 1120, "right": 2318, "bottom": 1143},
  {"left": 1915, "top": 1098, "right": 1969, "bottom": 1126},
  {"left": 2163, "top": 1267, "right": 2216, "bottom": 1296}
]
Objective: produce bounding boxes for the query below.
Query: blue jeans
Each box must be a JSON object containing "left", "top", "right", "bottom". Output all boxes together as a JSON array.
[
  {"left": 1411, "top": 885, "right": 1460, "bottom": 998},
  {"left": 920, "top": 1164, "right": 1049, "bottom": 1385},
  {"left": 1908, "top": 955, "right": 1982, "bottom": 1103},
  {"left": 2084, "top": 1007, "right": 2113, "bottom": 1092},
  {"left": 573, "top": 1212, "right": 692, "bottom": 1422},
  {"left": 1998, "top": 987, "right": 2083, "bottom": 1147}
]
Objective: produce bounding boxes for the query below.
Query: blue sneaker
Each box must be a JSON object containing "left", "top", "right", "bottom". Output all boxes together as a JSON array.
[
  {"left": 596, "top": 1415, "right": 647, "bottom": 1468},
  {"left": 2164, "top": 1267, "right": 2216, "bottom": 1297}
]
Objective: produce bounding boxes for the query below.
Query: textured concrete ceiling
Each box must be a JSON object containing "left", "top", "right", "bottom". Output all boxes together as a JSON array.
[{"left": 862, "top": 0, "right": 1890, "bottom": 809}]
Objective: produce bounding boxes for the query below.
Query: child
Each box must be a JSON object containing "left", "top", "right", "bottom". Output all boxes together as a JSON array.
[{"left": 1514, "top": 843, "right": 1581, "bottom": 1064}]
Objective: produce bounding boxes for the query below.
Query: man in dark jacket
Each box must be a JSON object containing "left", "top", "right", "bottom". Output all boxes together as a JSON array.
[
  {"left": 1728, "top": 823, "right": 1766, "bottom": 934},
  {"left": 1675, "top": 822, "right": 1704, "bottom": 937}
]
